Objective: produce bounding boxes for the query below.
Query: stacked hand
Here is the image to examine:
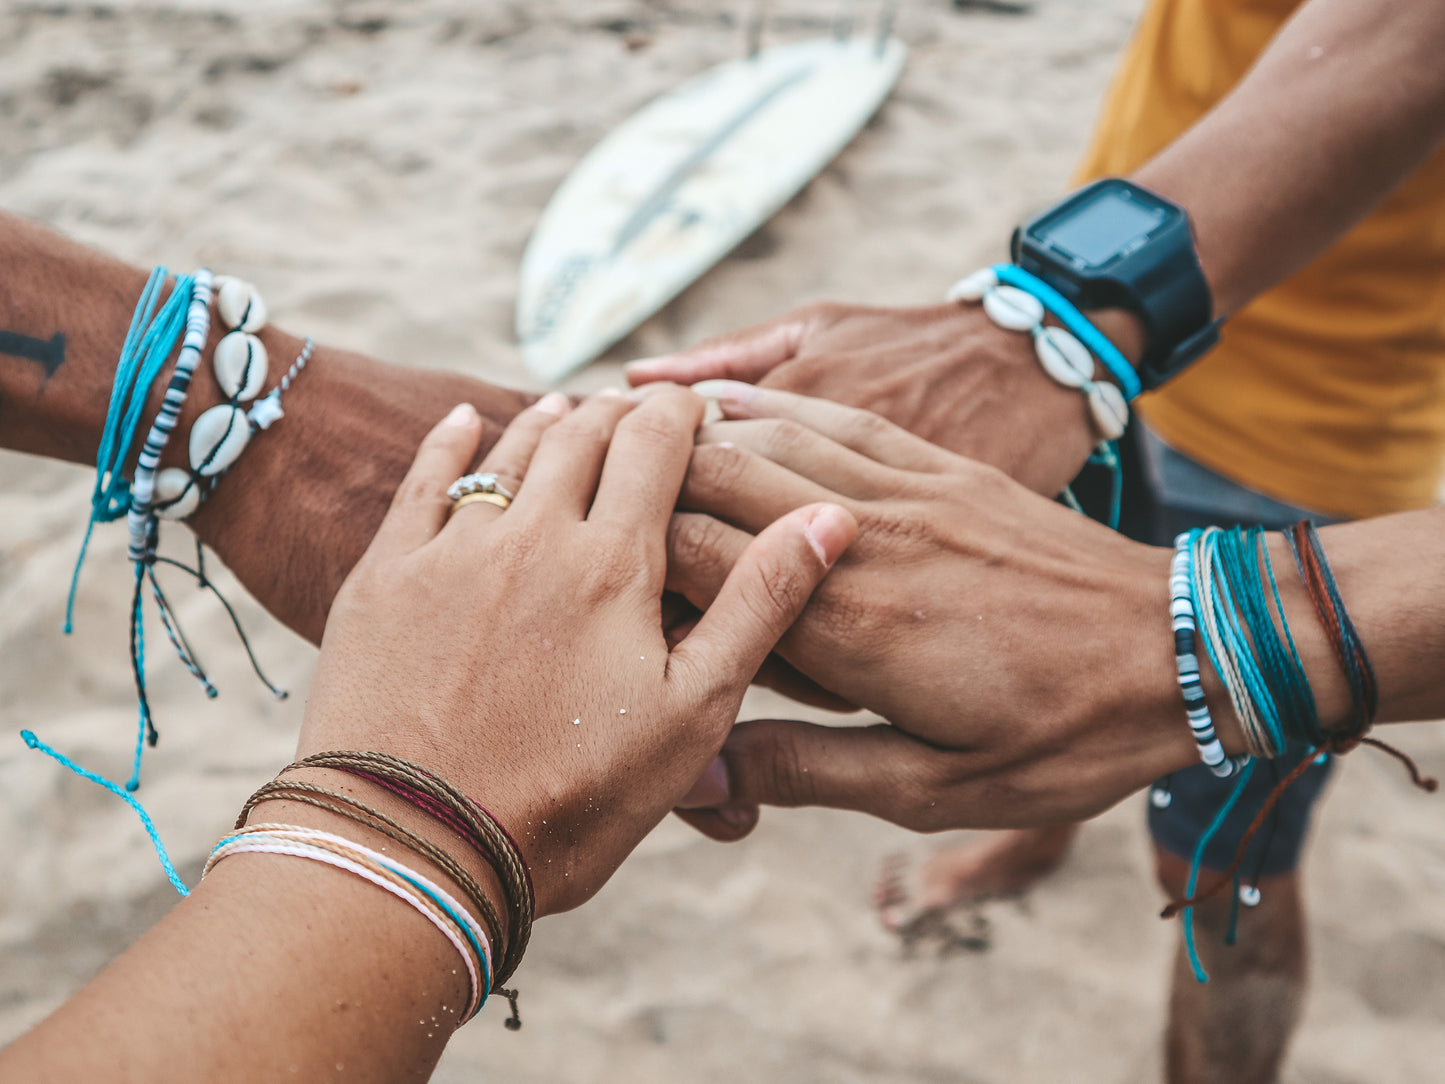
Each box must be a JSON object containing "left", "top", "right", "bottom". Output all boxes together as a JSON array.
[
  {"left": 661, "top": 382, "right": 1201, "bottom": 839},
  {"left": 627, "top": 301, "right": 1113, "bottom": 497},
  {"left": 301, "top": 386, "right": 857, "bottom": 914}
]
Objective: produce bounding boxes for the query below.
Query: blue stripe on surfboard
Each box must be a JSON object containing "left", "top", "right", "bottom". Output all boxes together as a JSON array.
[{"left": 608, "top": 64, "right": 815, "bottom": 257}]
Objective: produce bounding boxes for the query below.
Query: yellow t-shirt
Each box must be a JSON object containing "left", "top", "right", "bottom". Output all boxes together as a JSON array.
[{"left": 1075, "top": 0, "right": 1445, "bottom": 518}]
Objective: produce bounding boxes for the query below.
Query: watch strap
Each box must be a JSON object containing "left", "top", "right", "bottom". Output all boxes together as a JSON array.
[{"left": 1140, "top": 317, "right": 1223, "bottom": 392}]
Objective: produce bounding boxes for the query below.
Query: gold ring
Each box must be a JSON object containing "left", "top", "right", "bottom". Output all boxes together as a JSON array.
[{"left": 448, "top": 491, "right": 512, "bottom": 519}]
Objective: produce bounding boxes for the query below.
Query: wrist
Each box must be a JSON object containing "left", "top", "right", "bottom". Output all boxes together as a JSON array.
[
  {"left": 185, "top": 339, "right": 536, "bottom": 643},
  {"left": 184, "top": 342, "right": 396, "bottom": 640},
  {"left": 242, "top": 766, "right": 512, "bottom": 973},
  {"left": 1086, "top": 307, "right": 1148, "bottom": 372}
]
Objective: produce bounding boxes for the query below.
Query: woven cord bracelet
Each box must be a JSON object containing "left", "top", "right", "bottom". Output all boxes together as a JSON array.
[
  {"left": 239, "top": 778, "right": 506, "bottom": 975},
  {"left": 206, "top": 825, "right": 489, "bottom": 1023},
  {"left": 291, "top": 751, "right": 533, "bottom": 1029}
]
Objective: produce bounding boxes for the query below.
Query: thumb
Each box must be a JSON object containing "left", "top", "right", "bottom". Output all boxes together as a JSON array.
[
  {"left": 677, "top": 719, "right": 966, "bottom": 836},
  {"left": 667, "top": 503, "right": 856, "bottom": 700},
  {"left": 625, "top": 312, "right": 811, "bottom": 387}
]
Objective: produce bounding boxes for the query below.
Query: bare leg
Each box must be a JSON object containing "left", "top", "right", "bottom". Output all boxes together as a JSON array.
[
  {"left": 1156, "top": 847, "right": 1305, "bottom": 1084},
  {"left": 876, "top": 824, "right": 1079, "bottom": 932}
]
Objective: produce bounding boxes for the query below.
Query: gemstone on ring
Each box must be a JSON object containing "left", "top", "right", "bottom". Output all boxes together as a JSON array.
[{"left": 447, "top": 472, "right": 516, "bottom": 502}]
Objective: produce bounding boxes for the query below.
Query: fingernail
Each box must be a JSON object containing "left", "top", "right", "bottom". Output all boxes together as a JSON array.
[
  {"left": 595, "top": 387, "right": 626, "bottom": 399},
  {"left": 533, "top": 391, "right": 569, "bottom": 416},
  {"left": 803, "top": 503, "right": 854, "bottom": 568},
  {"left": 626, "top": 381, "right": 674, "bottom": 402},
  {"left": 679, "top": 756, "right": 730, "bottom": 807},
  {"left": 625, "top": 355, "right": 672, "bottom": 374},
  {"left": 444, "top": 402, "right": 478, "bottom": 427},
  {"left": 690, "top": 379, "right": 757, "bottom": 406}
]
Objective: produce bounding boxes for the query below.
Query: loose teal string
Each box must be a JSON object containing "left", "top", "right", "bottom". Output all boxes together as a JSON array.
[
  {"left": 1182, "top": 758, "right": 1257, "bottom": 982},
  {"left": 1060, "top": 442, "right": 1122, "bottom": 529},
  {"left": 64, "top": 269, "right": 195, "bottom": 634},
  {"left": 1085, "top": 440, "right": 1122, "bottom": 530},
  {"left": 21, "top": 729, "right": 189, "bottom": 897}
]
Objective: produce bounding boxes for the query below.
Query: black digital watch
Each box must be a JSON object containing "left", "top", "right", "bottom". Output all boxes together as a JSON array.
[{"left": 1010, "top": 178, "right": 1221, "bottom": 391}]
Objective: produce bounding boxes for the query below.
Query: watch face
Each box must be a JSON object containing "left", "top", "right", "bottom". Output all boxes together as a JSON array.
[{"left": 1035, "top": 187, "right": 1170, "bottom": 270}]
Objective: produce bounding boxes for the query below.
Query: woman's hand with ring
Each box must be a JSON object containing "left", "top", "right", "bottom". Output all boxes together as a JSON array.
[{"left": 297, "top": 385, "right": 857, "bottom": 916}]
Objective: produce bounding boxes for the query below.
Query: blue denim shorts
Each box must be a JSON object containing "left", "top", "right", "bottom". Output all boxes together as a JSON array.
[{"left": 1076, "top": 426, "right": 1339, "bottom": 876}]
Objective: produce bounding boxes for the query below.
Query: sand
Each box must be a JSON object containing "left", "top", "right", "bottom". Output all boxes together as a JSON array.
[{"left": 1, "top": 1, "right": 1443, "bottom": 1080}]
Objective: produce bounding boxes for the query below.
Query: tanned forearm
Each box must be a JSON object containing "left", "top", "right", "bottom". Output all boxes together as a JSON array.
[
  {"left": 0, "top": 210, "right": 536, "bottom": 643},
  {"left": 1131, "top": 0, "right": 1445, "bottom": 318},
  {"left": 0, "top": 804, "right": 482, "bottom": 1083}
]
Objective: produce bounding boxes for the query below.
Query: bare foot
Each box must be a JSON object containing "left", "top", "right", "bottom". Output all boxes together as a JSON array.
[{"left": 876, "top": 825, "right": 1080, "bottom": 939}]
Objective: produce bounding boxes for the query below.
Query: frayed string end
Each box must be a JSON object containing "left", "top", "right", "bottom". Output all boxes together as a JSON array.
[{"left": 21, "top": 729, "right": 189, "bottom": 897}]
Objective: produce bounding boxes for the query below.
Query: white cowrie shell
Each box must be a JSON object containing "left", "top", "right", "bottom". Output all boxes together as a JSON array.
[
  {"left": 189, "top": 404, "right": 251, "bottom": 476},
  {"left": 217, "top": 278, "right": 267, "bottom": 332},
  {"left": 982, "top": 285, "right": 1044, "bottom": 331},
  {"left": 1034, "top": 326, "right": 1095, "bottom": 389},
  {"left": 945, "top": 268, "right": 999, "bottom": 304},
  {"left": 1087, "top": 380, "right": 1128, "bottom": 441},
  {"left": 213, "top": 331, "right": 268, "bottom": 402},
  {"left": 154, "top": 467, "right": 200, "bottom": 521}
]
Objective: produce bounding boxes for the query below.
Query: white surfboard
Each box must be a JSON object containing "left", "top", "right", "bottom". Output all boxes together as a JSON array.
[{"left": 516, "top": 33, "right": 908, "bottom": 383}]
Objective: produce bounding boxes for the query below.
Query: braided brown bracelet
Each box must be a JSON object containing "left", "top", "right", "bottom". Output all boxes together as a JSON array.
[
  {"left": 290, "top": 751, "right": 533, "bottom": 1009},
  {"left": 237, "top": 778, "right": 506, "bottom": 974}
]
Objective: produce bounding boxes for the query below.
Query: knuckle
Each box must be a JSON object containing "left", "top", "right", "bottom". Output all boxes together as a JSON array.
[
  {"left": 847, "top": 406, "right": 893, "bottom": 445},
  {"left": 756, "top": 418, "right": 808, "bottom": 460},
  {"left": 801, "top": 300, "right": 845, "bottom": 325},
  {"left": 667, "top": 514, "right": 729, "bottom": 577},
  {"left": 736, "top": 557, "right": 806, "bottom": 631},
  {"left": 333, "top": 562, "right": 384, "bottom": 616},
  {"left": 893, "top": 756, "right": 969, "bottom": 832},
  {"left": 864, "top": 504, "right": 934, "bottom": 550},
  {"left": 389, "top": 470, "right": 443, "bottom": 515},
  {"left": 755, "top": 733, "right": 817, "bottom": 809},
  {"left": 809, "top": 588, "right": 880, "bottom": 654},
  {"left": 756, "top": 558, "right": 802, "bottom": 614},
  {"left": 576, "top": 523, "right": 643, "bottom": 595},
  {"left": 488, "top": 468, "right": 525, "bottom": 497},
  {"left": 547, "top": 412, "right": 612, "bottom": 455},
  {"left": 617, "top": 408, "right": 685, "bottom": 452},
  {"left": 955, "top": 457, "right": 1012, "bottom": 498},
  {"left": 686, "top": 442, "right": 750, "bottom": 502}
]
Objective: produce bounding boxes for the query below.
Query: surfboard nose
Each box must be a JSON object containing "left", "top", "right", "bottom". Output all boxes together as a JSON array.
[{"left": 516, "top": 33, "right": 907, "bottom": 385}]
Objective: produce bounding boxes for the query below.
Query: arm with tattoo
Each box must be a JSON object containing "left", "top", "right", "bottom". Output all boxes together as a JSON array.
[{"left": 0, "top": 209, "right": 536, "bottom": 643}]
